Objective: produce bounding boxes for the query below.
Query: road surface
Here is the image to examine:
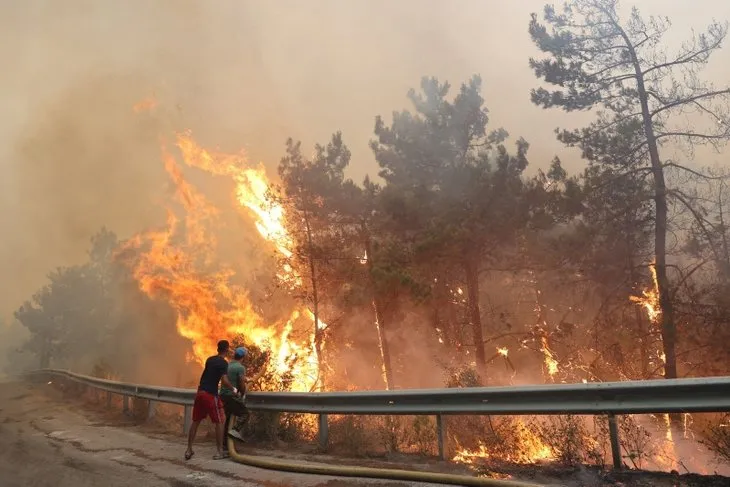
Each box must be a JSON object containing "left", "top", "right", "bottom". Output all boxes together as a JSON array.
[{"left": 0, "top": 379, "right": 442, "bottom": 487}]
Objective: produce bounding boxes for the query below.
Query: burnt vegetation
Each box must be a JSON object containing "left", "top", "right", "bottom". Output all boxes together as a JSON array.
[{"left": 6, "top": 0, "right": 730, "bottom": 475}]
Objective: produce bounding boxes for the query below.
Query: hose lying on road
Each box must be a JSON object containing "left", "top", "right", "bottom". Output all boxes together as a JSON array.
[{"left": 226, "top": 433, "right": 546, "bottom": 487}]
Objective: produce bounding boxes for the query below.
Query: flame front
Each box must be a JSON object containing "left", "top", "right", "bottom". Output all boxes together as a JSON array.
[
  {"left": 630, "top": 264, "right": 682, "bottom": 469},
  {"left": 122, "top": 128, "right": 320, "bottom": 391},
  {"left": 453, "top": 419, "right": 553, "bottom": 465},
  {"left": 630, "top": 262, "right": 661, "bottom": 323}
]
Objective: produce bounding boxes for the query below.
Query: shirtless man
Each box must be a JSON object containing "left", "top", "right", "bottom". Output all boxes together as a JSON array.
[{"left": 185, "top": 340, "right": 238, "bottom": 460}]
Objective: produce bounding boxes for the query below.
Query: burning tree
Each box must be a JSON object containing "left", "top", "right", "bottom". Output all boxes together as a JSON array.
[
  {"left": 274, "top": 135, "right": 403, "bottom": 390},
  {"left": 529, "top": 0, "right": 730, "bottom": 382},
  {"left": 273, "top": 133, "right": 355, "bottom": 390},
  {"left": 12, "top": 73, "right": 730, "bottom": 471}
]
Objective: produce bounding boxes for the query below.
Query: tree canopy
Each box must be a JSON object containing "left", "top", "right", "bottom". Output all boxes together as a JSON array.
[{"left": 9, "top": 1, "right": 730, "bottom": 404}]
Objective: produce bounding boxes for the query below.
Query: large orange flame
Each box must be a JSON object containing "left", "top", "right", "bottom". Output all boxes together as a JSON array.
[{"left": 121, "top": 126, "right": 320, "bottom": 391}]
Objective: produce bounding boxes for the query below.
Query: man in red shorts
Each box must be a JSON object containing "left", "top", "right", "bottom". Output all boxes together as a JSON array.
[{"left": 185, "top": 339, "right": 238, "bottom": 460}]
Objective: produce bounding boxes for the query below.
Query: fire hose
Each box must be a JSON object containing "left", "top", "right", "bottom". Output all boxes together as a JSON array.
[{"left": 225, "top": 420, "right": 547, "bottom": 487}]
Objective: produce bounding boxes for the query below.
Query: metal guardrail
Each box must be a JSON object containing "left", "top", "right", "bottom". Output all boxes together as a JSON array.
[{"left": 30, "top": 369, "right": 730, "bottom": 470}]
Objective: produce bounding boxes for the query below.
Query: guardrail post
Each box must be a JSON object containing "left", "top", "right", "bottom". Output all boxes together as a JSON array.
[
  {"left": 436, "top": 415, "right": 446, "bottom": 460},
  {"left": 183, "top": 405, "right": 192, "bottom": 435},
  {"left": 147, "top": 400, "right": 156, "bottom": 420},
  {"left": 318, "top": 414, "right": 329, "bottom": 450},
  {"left": 123, "top": 395, "right": 130, "bottom": 415},
  {"left": 608, "top": 413, "right": 622, "bottom": 470},
  {"left": 106, "top": 392, "right": 112, "bottom": 408}
]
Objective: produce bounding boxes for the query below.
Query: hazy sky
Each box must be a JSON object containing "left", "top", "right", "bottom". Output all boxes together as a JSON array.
[{"left": 1, "top": 0, "right": 729, "bottom": 320}]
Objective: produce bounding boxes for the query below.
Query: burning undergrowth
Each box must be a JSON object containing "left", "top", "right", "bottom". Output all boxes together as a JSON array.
[{"left": 320, "top": 412, "right": 730, "bottom": 478}]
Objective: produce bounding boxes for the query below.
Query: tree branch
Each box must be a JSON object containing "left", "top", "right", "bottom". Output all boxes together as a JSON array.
[
  {"left": 650, "top": 89, "right": 730, "bottom": 118},
  {"left": 664, "top": 161, "right": 730, "bottom": 181},
  {"left": 668, "top": 259, "right": 709, "bottom": 301},
  {"left": 669, "top": 189, "right": 723, "bottom": 263},
  {"left": 655, "top": 131, "right": 730, "bottom": 143},
  {"left": 642, "top": 34, "right": 726, "bottom": 77}
]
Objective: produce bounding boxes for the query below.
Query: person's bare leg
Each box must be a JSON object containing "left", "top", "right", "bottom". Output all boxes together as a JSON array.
[
  {"left": 186, "top": 420, "right": 200, "bottom": 458},
  {"left": 222, "top": 409, "right": 231, "bottom": 451},
  {"left": 215, "top": 421, "right": 225, "bottom": 455}
]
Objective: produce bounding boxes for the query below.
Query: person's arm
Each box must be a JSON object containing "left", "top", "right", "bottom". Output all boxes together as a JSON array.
[
  {"left": 246, "top": 367, "right": 266, "bottom": 384},
  {"left": 237, "top": 373, "right": 246, "bottom": 395},
  {"left": 245, "top": 351, "right": 269, "bottom": 385}
]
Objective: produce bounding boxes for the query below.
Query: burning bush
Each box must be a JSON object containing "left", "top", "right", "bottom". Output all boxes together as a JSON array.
[{"left": 535, "top": 415, "right": 598, "bottom": 466}]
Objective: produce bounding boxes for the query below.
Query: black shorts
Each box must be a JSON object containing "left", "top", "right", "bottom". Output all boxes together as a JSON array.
[{"left": 221, "top": 394, "right": 248, "bottom": 417}]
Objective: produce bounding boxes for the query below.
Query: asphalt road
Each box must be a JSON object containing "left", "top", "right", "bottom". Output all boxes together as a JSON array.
[{"left": 0, "top": 379, "right": 439, "bottom": 487}]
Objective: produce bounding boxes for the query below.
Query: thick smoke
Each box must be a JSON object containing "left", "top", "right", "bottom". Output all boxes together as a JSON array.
[{"left": 1, "top": 0, "right": 729, "bottom": 378}]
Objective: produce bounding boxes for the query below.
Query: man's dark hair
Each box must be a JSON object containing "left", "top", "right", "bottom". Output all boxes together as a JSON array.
[{"left": 217, "top": 340, "right": 230, "bottom": 354}]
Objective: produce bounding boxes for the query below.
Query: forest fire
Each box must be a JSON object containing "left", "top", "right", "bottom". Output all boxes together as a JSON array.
[
  {"left": 452, "top": 419, "right": 554, "bottom": 465},
  {"left": 628, "top": 263, "right": 686, "bottom": 471},
  {"left": 174, "top": 132, "right": 299, "bottom": 284},
  {"left": 540, "top": 336, "right": 559, "bottom": 380},
  {"left": 8, "top": 1, "right": 730, "bottom": 481},
  {"left": 630, "top": 263, "right": 661, "bottom": 323},
  {"left": 121, "top": 127, "right": 321, "bottom": 391},
  {"left": 174, "top": 133, "right": 329, "bottom": 338}
]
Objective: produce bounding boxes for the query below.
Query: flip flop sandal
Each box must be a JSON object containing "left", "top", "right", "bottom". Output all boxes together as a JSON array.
[
  {"left": 213, "top": 452, "right": 229, "bottom": 460},
  {"left": 184, "top": 450, "right": 195, "bottom": 461}
]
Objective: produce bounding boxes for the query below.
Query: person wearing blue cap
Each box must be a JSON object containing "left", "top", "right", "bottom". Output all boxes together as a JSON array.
[{"left": 220, "top": 346, "right": 250, "bottom": 447}]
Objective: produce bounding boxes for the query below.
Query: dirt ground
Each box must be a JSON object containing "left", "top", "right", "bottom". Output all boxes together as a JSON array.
[
  {"left": 1, "top": 377, "right": 728, "bottom": 487},
  {"left": 0, "top": 378, "right": 445, "bottom": 487}
]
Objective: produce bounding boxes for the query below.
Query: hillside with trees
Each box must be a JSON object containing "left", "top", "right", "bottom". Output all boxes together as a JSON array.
[{"left": 6, "top": 0, "right": 730, "bottom": 474}]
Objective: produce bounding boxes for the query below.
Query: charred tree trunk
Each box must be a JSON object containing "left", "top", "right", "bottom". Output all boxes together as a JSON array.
[
  {"left": 450, "top": 291, "right": 463, "bottom": 350},
  {"left": 363, "top": 229, "right": 394, "bottom": 390},
  {"left": 633, "top": 306, "right": 650, "bottom": 379},
  {"left": 626, "top": 223, "right": 650, "bottom": 379},
  {"left": 303, "top": 213, "right": 325, "bottom": 390},
  {"left": 431, "top": 276, "right": 451, "bottom": 346},
  {"left": 624, "top": 36, "right": 678, "bottom": 382},
  {"left": 463, "top": 256, "right": 486, "bottom": 379},
  {"left": 619, "top": 30, "right": 680, "bottom": 427}
]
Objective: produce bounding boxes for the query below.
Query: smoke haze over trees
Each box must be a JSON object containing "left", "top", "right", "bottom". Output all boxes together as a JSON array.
[
  {"left": 3, "top": 0, "right": 729, "bottom": 389},
  {"left": 3, "top": 0, "right": 730, "bottom": 473},
  {"left": 2, "top": 0, "right": 730, "bottom": 321}
]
